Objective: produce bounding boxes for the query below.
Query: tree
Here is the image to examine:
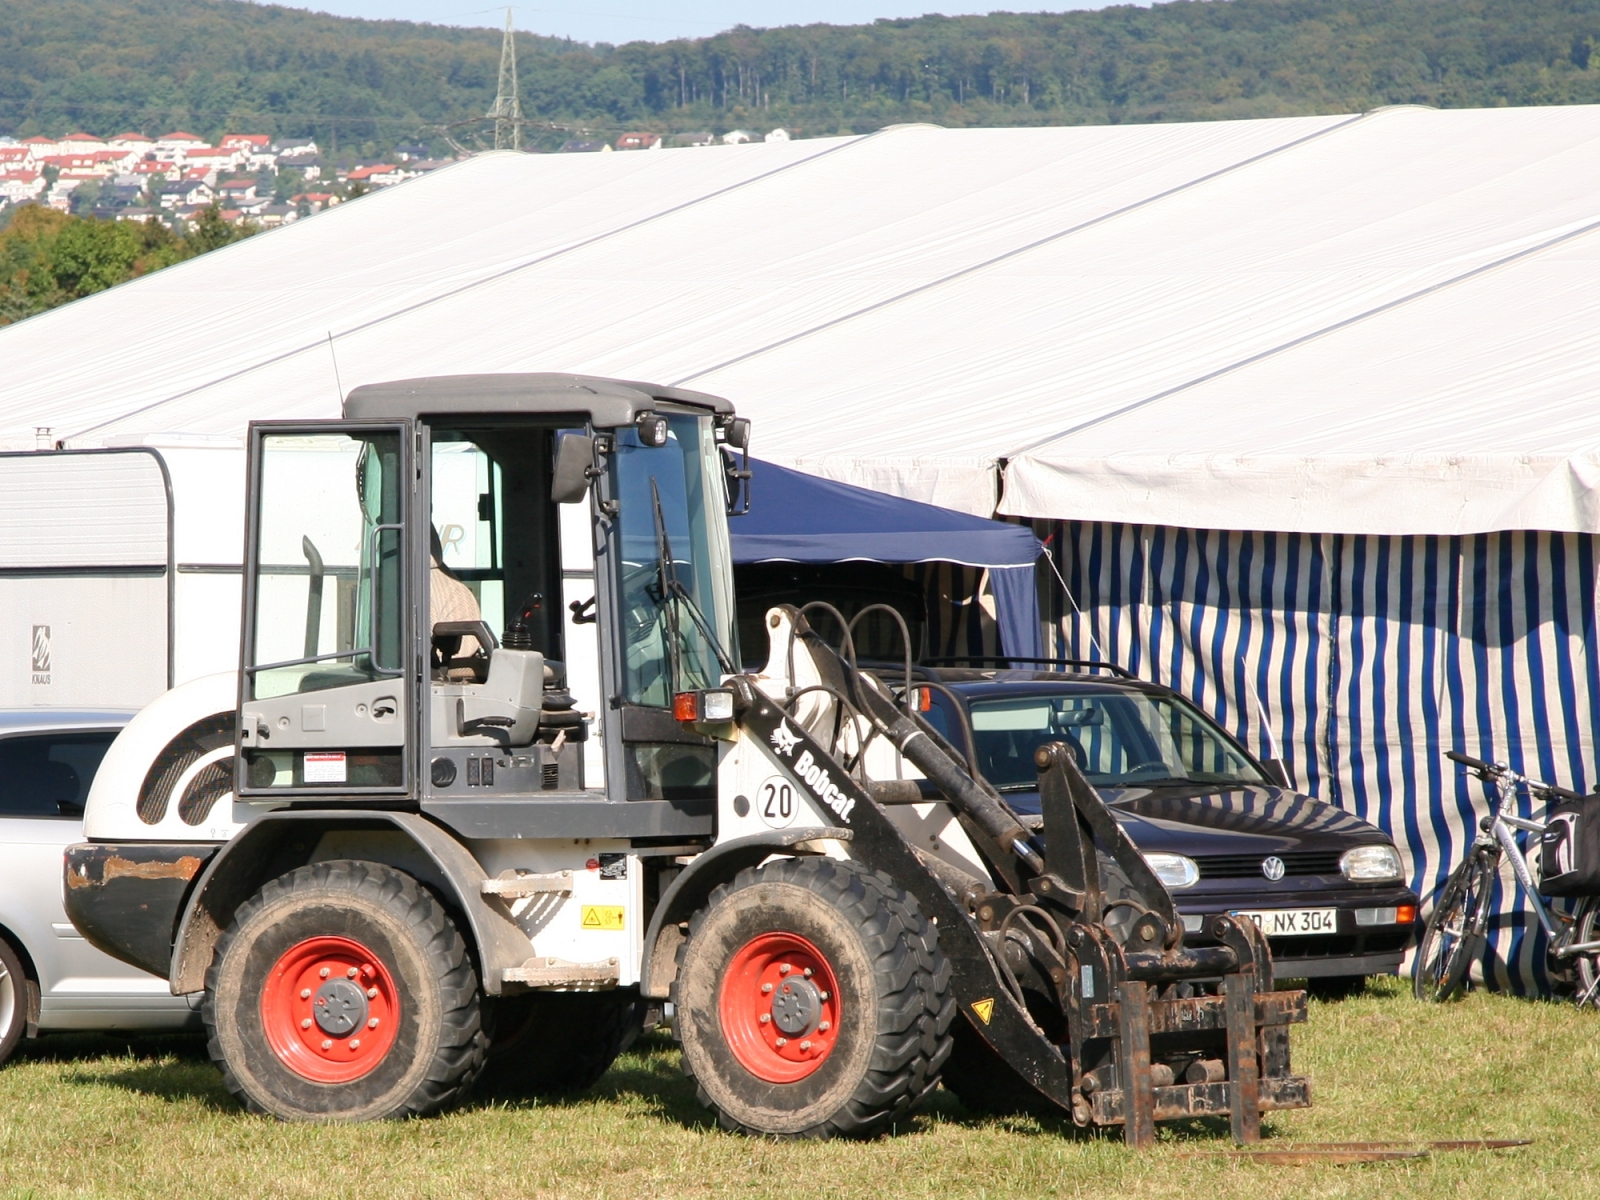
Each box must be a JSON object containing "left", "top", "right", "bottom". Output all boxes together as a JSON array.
[
  {"left": 0, "top": 203, "right": 257, "bottom": 326},
  {"left": 48, "top": 215, "right": 140, "bottom": 295},
  {"left": 185, "top": 204, "right": 256, "bottom": 255}
]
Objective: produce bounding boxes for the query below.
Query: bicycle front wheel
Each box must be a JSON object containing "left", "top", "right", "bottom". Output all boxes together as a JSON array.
[{"left": 1414, "top": 851, "right": 1495, "bottom": 1002}]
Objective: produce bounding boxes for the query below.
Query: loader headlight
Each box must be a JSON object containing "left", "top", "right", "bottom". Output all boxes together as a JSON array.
[
  {"left": 1340, "top": 844, "right": 1404, "bottom": 883},
  {"left": 635, "top": 411, "right": 669, "bottom": 447},
  {"left": 1142, "top": 853, "right": 1200, "bottom": 890}
]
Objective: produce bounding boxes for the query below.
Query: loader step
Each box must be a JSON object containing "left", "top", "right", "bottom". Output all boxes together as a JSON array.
[
  {"left": 481, "top": 870, "right": 573, "bottom": 899},
  {"left": 502, "top": 956, "right": 621, "bottom": 987}
]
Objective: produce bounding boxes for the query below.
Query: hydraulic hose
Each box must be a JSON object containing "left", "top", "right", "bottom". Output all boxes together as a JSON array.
[{"left": 791, "top": 619, "right": 1045, "bottom": 875}]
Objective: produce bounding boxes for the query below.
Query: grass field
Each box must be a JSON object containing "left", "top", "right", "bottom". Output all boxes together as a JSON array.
[{"left": 1, "top": 976, "right": 1596, "bottom": 1200}]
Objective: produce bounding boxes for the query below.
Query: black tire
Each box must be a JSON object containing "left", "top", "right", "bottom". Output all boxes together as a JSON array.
[
  {"left": 0, "top": 939, "right": 26, "bottom": 1069},
  {"left": 204, "top": 859, "right": 487, "bottom": 1120},
  {"left": 1569, "top": 896, "right": 1600, "bottom": 1005},
  {"left": 477, "top": 989, "right": 641, "bottom": 1096},
  {"left": 940, "top": 1017, "right": 1057, "bottom": 1116},
  {"left": 672, "top": 856, "right": 953, "bottom": 1138},
  {"left": 1306, "top": 975, "right": 1369, "bottom": 1001},
  {"left": 1414, "top": 853, "right": 1493, "bottom": 1002}
]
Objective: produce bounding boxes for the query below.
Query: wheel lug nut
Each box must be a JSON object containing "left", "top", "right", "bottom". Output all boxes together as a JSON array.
[
  {"left": 301, "top": 1018, "right": 313, "bottom": 1030},
  {"left": 760, "top": 983, "right": 773, "bottom": 994},
  {"left": 319, "top": 968, "right": 331, "bottom": 979},
  {"left": 350, "top": 1039, "right": 361, "bottom": 1049},
  {"left": 759, "top": 1013, "right": 771, "bottom": 1024},
  {"left": 321, "top": 1039, "right": 333, "bottom": 1050},
  {"left": 300, "top": 988, "right": 311, "bottom": 999},
  {"left": 800, "top": 1040, "right": 812, "bottom": 1051},
  {"left": 368, "top": 1018, "right": 379, "bottom": 1029},
  {"left": 347, "top": 968, "right": 359, "bottom": 979},
  {"left": 818, "top": 1021, "right": 830, "bottom": 1032},
  {"left": 778, "top": 964, "right": 791, "bottom": 975},
  {"left": 818, "top": 991, "right": 830, "bottom": 1001},
  {"left": 367, "top": 987, "right": 378, "bottom": 999},
  {"left": 775, "top": 1037, "right": 787, "bottom": 1047},
  {"left": 803, "top": 967, "right": 813, "bottom": 978}
]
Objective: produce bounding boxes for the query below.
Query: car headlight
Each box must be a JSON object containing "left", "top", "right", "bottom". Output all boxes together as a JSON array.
[
  {"left": 1340, "top": 844, "right": 1404, "bottom": 882},
  {"left": 1142, "top": 852, "right": 1200, "bottom": 889}
]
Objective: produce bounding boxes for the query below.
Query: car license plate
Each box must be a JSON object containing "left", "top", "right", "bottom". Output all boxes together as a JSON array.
[{"left": 1231, "top": 908, "right": 1338, "bottom": 937}]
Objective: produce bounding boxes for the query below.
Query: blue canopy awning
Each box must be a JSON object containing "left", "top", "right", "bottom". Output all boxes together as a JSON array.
[{"left": 731, "top": 459, "right": 1044, "bottom": 657}]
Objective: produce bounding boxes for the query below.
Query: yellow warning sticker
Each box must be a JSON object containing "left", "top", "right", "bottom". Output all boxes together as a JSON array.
[
  {"left": 971, "top": 997, "right": 995, "bottom": 1025},
  {"left": 581, "top": 905, "right": 625, "bottom": 931}
]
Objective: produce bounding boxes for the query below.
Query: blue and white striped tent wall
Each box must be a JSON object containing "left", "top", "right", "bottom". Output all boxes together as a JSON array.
[
  {"left": 909, "top": 563, "right": 1003, "bottom": 662},
  {"left": 1040, "top": 520, "right": 1600, "bottom": 993}
]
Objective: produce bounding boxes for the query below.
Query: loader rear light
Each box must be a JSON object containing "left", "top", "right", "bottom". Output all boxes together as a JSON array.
[
  {"left": 916, "top": 688, "right": 932, "bottom": 712},
  {"left": 674, "top": 689, "right": 736, "bottom": 723}
]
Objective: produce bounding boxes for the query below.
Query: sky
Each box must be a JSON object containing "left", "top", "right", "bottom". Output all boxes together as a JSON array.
[{"left": 278, "top": 2, "right": 1116, "bottom": 46}]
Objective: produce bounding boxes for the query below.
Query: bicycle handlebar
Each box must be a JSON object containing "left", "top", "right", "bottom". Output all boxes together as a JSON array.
[
  {"left": 1445, "top": 750, "right": 1497, "bottom": 773},
  {"left": 1444, "top": 749, "right": 1589, "bottom": 803}
]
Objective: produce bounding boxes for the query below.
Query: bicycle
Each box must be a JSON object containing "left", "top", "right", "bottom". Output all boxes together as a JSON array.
[{"left": 1414, "top": 750, "right": 1600, "bottom": 1004}]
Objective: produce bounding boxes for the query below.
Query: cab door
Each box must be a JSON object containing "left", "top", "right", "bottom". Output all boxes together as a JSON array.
[{"left": 236, "top": 422, "right": 416, "bottom": 799}]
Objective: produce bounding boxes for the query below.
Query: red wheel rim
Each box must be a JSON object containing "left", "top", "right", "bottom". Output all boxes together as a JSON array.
[
  {"left": 718, "top": 932, "right": 840, "bottom": 1083},
  {"left": 260, "top": 936, "right": 399, "bottom": 1083}
]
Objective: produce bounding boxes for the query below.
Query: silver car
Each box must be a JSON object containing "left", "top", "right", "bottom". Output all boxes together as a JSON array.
[{"left": 0, "top": 710, "right": 199, "bottom": 1066}]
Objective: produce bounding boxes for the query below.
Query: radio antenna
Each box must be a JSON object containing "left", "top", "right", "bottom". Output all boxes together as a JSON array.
[{"left": 326, "top": 330, "right": 345, "bottom": 402}]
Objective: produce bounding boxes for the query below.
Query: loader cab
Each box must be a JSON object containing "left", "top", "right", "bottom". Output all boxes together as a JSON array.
[{"left": 234, "top": 374, "right": 743, "bottom": 836}]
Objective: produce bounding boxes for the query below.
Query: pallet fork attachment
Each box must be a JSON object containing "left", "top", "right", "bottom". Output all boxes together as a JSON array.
[{"left": 717, "top": 610, "right": 1309, "bottom": 1144}]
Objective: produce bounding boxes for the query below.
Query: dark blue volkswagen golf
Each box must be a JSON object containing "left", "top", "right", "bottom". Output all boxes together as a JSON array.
[{"left": 913, "top": 663, "right": 1420, "bottom": 998}]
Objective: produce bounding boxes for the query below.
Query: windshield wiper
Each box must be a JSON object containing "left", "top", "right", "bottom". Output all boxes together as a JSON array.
[{"left": 649, "top": 478, "right": 734, "bottom": 685}]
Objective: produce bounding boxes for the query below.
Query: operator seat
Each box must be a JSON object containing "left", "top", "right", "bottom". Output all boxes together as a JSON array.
[{"left": 430, "top": 525, "right": 486, "bottom": 681}]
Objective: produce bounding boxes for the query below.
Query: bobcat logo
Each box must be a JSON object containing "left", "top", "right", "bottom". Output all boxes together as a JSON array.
[{"left": 769, "top": 722, "right": 799, "bottom": 757}]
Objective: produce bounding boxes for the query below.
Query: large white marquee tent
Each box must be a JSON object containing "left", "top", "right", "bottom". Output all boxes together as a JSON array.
[{"left": 5, "top": 103, "right": 1600, "bottom": 988}]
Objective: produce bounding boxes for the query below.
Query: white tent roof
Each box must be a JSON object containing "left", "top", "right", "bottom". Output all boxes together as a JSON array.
[{"left": 5, "top": 103, "right": 1600, "bottom": 534}]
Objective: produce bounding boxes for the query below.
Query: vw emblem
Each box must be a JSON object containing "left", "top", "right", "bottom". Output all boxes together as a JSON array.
[{"left": 1261, "top": 856, "right": 1286, "bottom": 881}]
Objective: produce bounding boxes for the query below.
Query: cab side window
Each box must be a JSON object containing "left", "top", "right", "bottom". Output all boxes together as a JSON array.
[{"left": 0, "top": 733, "right": 116, "bottom": 818}]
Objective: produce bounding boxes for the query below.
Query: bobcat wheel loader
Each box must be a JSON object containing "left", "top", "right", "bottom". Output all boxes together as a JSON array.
[{"left": 65, "top": 374, "right": 1309, "bottom": 1140}]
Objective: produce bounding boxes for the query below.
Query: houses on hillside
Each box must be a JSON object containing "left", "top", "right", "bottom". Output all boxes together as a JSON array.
[
  {"left": 0, "top": 124, "right": 811, "bottom": 227},
  {"left": 0, "top": 129, "right": 452, "bottom": 228}
]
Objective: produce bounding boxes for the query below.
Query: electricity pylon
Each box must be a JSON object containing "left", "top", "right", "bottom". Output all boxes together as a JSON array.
[{"left": 487, "top": 8, "right": 523, "bottom": 151}]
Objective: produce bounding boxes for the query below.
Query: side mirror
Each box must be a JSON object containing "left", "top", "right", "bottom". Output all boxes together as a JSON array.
[
  {"left": 723, "top": 417, "right": 751, "bottom": 451},
  {"left": 1260, "top": 758, "right": 1295, "bottom": 789},
  {"left": 551, "top": 433, "right": 594, "bottom": 505}
]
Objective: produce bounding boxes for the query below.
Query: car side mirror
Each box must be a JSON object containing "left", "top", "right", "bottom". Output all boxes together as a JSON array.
[
  {"left": 723, "top": 417, "right": 750, "bottom": 451},
  {"left": 551, "top": 433, "right": 594, "bottom": 505},
  {"left": 1260, "top": 758, "right": 1294, "bottom": 789}
]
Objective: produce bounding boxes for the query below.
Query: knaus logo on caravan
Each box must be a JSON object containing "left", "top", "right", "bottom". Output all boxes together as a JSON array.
[
  {"left": 767, "top": 718, "right": 856, "bottom": 823},
  {"left": 31, "top": 625, "right": 51, "bottom": 685}
]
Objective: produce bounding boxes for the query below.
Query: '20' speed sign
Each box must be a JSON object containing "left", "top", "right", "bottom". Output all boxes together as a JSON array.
[{"left": 756, "top": 776, "right": 798, "bottom": 828}]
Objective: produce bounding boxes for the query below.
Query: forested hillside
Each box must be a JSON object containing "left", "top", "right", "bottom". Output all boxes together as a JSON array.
[{"left": 5, "top": 0, "right": 1600, "bottom": 151}]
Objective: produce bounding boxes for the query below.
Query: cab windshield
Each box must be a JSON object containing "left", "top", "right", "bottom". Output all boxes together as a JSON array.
[
  {"left": 612, "top": 414, "right": 738, "bottom": 707},
  {"left": 946, "top": 690, "right": 1269, "bottom": 792}
]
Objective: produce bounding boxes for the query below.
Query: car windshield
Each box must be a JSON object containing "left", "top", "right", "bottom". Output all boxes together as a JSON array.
[{"left": 954, "top": 690, "right": 1269, "bottom": 791}]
